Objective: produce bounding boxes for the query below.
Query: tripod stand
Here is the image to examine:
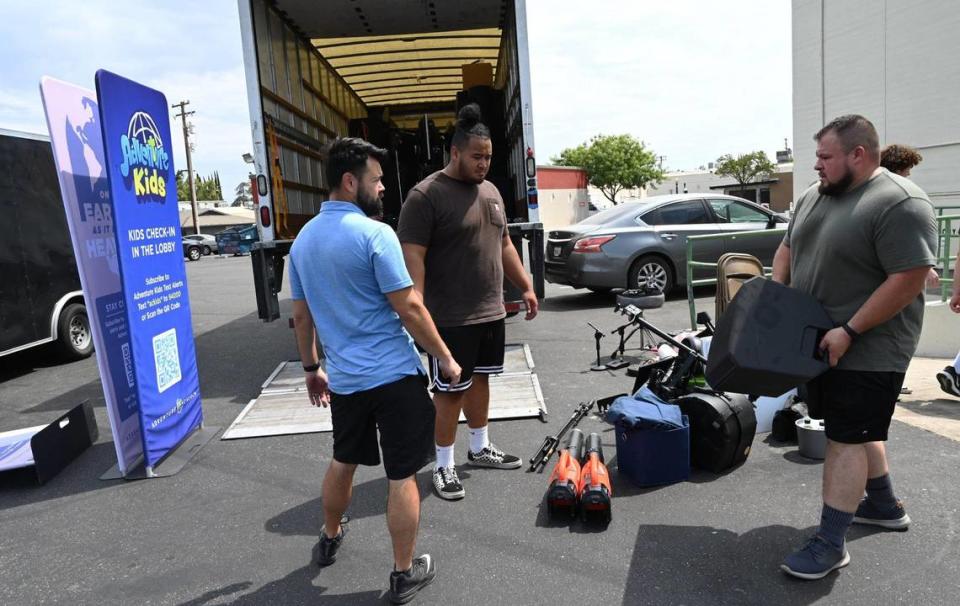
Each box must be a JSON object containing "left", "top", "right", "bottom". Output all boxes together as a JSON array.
[{"left": 606, "top": 304, "right": 661, "bottom": 369}]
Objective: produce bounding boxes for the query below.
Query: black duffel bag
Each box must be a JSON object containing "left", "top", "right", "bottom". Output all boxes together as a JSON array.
[{"left": 675, "top": 391, "right": 757, "bottom": 473}]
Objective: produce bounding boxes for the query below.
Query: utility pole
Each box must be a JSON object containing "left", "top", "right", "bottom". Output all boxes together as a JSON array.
[
  {"left": 658, "top": 155, "right": 666, "bottom": 170},
  {"left": 172, "top": 100, "right": 199, "bottom": 235}
]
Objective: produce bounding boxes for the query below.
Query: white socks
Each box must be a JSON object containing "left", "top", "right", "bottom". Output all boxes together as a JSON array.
[
  {"left": 468, "top": 425, "right": 489, "bottom": 454},
  {"left": 435, "top": 426, "right": 490, "bottom": 469},
  {"left": 435, "top": 444, "right": 455, "bottom": 470}
]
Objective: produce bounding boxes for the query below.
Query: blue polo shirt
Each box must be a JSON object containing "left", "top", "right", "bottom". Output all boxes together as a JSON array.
[{"left": 288, "top": 201, "right": 424, "bottom": 394}]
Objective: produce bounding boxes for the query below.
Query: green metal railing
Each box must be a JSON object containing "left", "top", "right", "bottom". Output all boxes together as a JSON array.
[
  {"left": 937, "top": 214, "right": 960, "bottom": 301},
  {"left": 684, "top": 228, "right": 787, "bottom": 328},
  {"left": 683, "top": 214, "right": 960, "bottom": 329}
]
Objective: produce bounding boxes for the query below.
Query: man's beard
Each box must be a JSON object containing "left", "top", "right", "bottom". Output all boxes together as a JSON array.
[
  {"left": 818, "top": 168, "right": 854, "bottom": 196},
  {"left": 357, "top": 188, "right": 383, "bottom": 217}
]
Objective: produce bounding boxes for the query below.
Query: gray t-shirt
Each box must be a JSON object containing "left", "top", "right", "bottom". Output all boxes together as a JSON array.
[{"left": 785, "top": 169, "right": 937, "bottom": 372}]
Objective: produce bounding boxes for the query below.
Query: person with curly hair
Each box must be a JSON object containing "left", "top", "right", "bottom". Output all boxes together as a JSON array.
[{"left": 880, "top": 144, "right": 923, "bottom": 178}]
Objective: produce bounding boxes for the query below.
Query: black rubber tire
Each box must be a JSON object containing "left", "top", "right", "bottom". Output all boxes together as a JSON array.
[
  {"left": 202, "top": 246, "right": 212, "bottom": 255},
  {"left": 56, "top": 303, "right": 94, "bottom": 360},
  {"left": 186, "top": 246, "right": 202, "bottom": 261},
  {"left": 628, "top": 255, "right": 673, "bottom": 294}
]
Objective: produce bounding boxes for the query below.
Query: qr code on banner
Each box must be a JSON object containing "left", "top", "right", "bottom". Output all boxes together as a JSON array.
[{"left": 152, "top": 328, "right": 182, "bottom": 393}]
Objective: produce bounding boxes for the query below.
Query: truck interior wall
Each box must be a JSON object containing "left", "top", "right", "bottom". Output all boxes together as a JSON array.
[{"left": 252, "top": 0, "right": 528, "bottom": 231}]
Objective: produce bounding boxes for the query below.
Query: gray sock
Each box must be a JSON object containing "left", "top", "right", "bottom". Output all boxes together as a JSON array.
[
  {"left": 818, "top": 504, "right": 854, "bottom": 550},
  {"left": 866, "top": 474, "right": 898, "bottom": 509}
]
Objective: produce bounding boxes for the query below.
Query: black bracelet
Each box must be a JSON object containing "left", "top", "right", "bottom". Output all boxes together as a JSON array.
[
  {"left": 841, "top": 323, "right": 860, "bottom": 340},
  {"left": 303, "top": 362, "right": 320, "bottom": 372}
]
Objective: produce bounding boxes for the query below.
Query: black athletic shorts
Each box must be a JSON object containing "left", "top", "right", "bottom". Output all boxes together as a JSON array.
[
  {"left": 804, "top": 369, "right": 905, "bottom": 444},
  {"left": 329, "top": 373, "right": 435, "bottom": 480},
  {"left": 427, "top": 319, "right": 505, "bottom": 393}
]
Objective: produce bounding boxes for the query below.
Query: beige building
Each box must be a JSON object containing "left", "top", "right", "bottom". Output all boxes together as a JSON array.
[{"left": 537, "top": 166, "right": 592, "bottom": 232}]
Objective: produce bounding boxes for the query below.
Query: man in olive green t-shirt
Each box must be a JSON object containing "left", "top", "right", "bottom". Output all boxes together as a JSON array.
[{"left": 772, "top": 115, "right": 936, "bottom": 580}]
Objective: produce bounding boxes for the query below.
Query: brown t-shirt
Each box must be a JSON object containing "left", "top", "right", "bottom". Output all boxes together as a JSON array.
[{"left": 397, "top": 170, "right": 507, "bottom": 327}]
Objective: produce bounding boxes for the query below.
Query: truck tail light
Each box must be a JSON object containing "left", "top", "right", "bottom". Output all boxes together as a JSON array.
[{"left": 260, "top": 206, "right": 271, "bottom": 228}]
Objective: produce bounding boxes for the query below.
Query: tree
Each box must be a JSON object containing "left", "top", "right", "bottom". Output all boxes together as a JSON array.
[
  {"left": 553, "top": 134, "right": 664, "bottom": 204},
  {"left": 233, "top": 178, "right": 253, "bottom": 207},
  {"left": 714, "top": 151, "right": 776, "bottom": 189},
  {"left": 176, "top": 170, "right": 191, "bottom": 201}
]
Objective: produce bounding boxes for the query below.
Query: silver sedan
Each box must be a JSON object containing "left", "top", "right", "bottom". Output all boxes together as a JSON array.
[{"left": 544, "top": 194, "right": 787, "bottom": 294}]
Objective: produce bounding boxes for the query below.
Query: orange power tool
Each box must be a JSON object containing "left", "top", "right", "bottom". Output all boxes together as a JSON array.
[
  {"left": 545, "top": 428, "right": 584, "bottom": 518},
  {"left": 578, "top": 432, "right": 612, "bottom": 523}
]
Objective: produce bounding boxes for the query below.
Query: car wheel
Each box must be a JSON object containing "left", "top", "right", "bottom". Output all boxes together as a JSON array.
[
  {"left": 56, "top": 303, "right": 94, "bottom": 360},
  {"left": 628, "top": 255, "right": 673, "bottom": 294},
  {"left": 202, "top": 246, "right": 212, "bottom": 255},
  {"left": 187, "top": 246, "right": 202, "bottom": 261}
]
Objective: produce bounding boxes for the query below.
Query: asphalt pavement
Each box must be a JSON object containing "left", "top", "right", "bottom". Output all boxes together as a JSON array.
[{"left": 1, "top": 255, "right": 959, "bottom": 605}]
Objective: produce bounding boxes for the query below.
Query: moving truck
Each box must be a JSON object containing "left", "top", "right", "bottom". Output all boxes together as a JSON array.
[
  {"left": 0, "top": 129, "right": 92, "bottom": 360},
  {"left": 236, "top": 0, "right": 544, "bottom": 321}
]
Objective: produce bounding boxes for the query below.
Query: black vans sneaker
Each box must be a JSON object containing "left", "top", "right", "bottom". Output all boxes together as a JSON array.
[
  {"left": 389, "top": 554, "right": 437, "bottom": 604},
  {"left": 317, "top": 525, "right": 345, "bottom": 567},
  {"left": 432, "top": 466, "right": 465, "bottom": 500},
  {"left": 467, "top": 442, "right": 522, "bottom": 469}
]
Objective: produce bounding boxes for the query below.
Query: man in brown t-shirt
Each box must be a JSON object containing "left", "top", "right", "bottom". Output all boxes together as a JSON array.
[{"left": 397, "top": 103, "right": 538, "bottom": 501}]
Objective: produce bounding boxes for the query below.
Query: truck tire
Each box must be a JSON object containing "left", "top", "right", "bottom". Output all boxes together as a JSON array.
[
  {"left": 56, "top": 303, "right": 94, "bottom": 360},
  {"left": 186, "top": 245, "right": 202, "bottom": 261}
]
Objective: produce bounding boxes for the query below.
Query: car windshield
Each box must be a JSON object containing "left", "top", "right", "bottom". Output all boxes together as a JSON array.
[{"left": 576, "top": 203, "right": 643, "bottom": 226}]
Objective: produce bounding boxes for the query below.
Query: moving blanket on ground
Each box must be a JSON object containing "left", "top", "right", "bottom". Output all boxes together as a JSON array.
[{"left": 605, "top": 387, "right": 685, "bottom": 430}]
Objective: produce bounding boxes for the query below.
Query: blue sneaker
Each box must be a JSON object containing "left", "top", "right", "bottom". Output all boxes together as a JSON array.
[
  {"left": 853, "top": 498, "right": 911, "bottom": 530},
  {"left": 781, "top": 535, "right": 851, "bottom": 580}
]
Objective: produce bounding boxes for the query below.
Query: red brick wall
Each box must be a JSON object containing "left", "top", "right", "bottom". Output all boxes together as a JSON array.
[{"left": 538, "top": 166, "right": 588, "bottom": 190}]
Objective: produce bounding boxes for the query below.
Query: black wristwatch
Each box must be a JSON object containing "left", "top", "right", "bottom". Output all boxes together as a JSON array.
[
  {"left": 303, "top": 362, "right": 320, "bottom": 372},
  {"left": 841, "top": 322, "right": 860, "bottom": 340}
]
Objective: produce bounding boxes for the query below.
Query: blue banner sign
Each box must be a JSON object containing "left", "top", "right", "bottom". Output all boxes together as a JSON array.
[{"left": 95, "top": 70, "right": 202, "bottom": 469}]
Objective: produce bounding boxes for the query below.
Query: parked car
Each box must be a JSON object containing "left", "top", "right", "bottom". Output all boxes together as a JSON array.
[
  {"left": 545, "top": 194, "right": 788, "bottom": 294},
  {"left": 183, "top": 233, "right": 218, "bottom": 255},
  {"left": 215, "top": 225, "right": 259, "bottom": 256},
  {"left": 182, "top": 239, "right": 203, "bottom": 262}
]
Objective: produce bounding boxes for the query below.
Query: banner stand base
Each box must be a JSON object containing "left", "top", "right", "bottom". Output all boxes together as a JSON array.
[{"left": 99, "top": 425, "right": 220, "bottom": 481}]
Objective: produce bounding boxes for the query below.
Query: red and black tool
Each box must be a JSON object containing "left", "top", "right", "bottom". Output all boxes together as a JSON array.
[
  {"left": 545, "top": 428, "right": 584, "bottom": 518},
  {"left": 578, "top": 432, "right": 612, "bottom": 524}
]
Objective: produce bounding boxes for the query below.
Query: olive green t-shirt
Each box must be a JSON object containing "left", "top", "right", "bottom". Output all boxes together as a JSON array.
[
  {"left": 397, "top": 171, "right": 507, "bottom": 327},
  {"left": 785, "top": 168, "right": 937, "bottom": 372}
]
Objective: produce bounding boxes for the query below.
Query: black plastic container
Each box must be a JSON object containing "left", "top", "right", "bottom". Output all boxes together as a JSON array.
[{"left": 706, "top": 277, "right": 833, "bottom": 396}]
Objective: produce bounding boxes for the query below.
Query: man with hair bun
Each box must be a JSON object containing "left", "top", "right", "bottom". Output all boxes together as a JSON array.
[
  {"left": 398, "top": 103, "right": 539, "bottom": 501},
  {"left": 772, "top": 115, "right": 937, "bottom": 580}
]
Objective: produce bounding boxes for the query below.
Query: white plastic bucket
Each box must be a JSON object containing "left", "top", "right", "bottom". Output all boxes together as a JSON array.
[{"left": 795, "top": 417, "right": 826, "bottom": 460}]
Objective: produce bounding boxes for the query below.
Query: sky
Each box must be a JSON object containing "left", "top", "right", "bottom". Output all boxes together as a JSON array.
[{"left": 1, "top": 1, "right": 791, "bottom": 197}]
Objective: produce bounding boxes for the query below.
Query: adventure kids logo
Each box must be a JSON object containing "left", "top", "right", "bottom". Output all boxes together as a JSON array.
[{"left": 118, "top": 111, "right": 169, "bottom": 202}]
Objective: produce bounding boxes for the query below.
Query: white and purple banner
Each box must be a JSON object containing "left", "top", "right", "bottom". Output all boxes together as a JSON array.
[{"left": 39, "top": 77, "right": 143, "bottom": 475}]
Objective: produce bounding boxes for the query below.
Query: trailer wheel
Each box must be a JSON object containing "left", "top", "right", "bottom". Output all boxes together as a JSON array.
[{"left": 56, "top": 303, "right": 94, "bottom": 360}]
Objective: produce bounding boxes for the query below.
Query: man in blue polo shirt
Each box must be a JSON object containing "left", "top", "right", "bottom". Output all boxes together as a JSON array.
[{"left": 289, "top": 137, "right": 460, "bottom": 604}]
